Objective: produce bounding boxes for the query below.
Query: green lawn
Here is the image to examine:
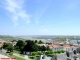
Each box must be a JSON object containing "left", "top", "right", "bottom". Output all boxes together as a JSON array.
[
  {"left": 13, "top": 50, "right": 20, "bottom": 54},
  {"left": 13, "top": 50, "right": 24, "bottom": 57},
  {"left": 8, "top": 55, "right": 25, "bottom": 60}
]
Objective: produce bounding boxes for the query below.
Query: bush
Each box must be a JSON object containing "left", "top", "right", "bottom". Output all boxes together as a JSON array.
[
  {"left": 45, "top": 51, "right": 54, "bottom": 56},
  {"left": 29, "top": 56, "right": 35, "bottom": 59},
  {"left": 60, "top": 50, "right": 65, "bottom": 53},
  {"left": 9, "top": 52, "right": 13, "bottom": 55},
  {"left": 53, "top": 50, "right": 65, "bottom": 54},
  {"left": 32, "top": 52, "right": 37, "bottom": 56},
  {"left": 37, "top": 51, "right": 42, "bottom": 55},
  {"left": 36, "top": 55, "right": 40, "bottom": 57},
  {"left": 47, "top": 54, "right": 54, "bottom": 57},
  {"left": 45, "top": 51, "right": 50, "bottom": 55},
  {"left": 53, "top": 51, "right": 57, "bottom": 54},
  {"left": 57, "top": 50, "right": 62, "bottom": 54}
]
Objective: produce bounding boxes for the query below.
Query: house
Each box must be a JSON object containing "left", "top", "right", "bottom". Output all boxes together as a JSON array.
[
  {"left": 49, "top": 45, "right": 63, "bottom": 51},
  {"left": 0, "top": 39, "right": 6, "bottom": 47},
  {"left": 12, "top": 41, "right": 17, "bottom": 46},
  {"left": 63, "top": 45, "right": 77, "bottom": 52},
  {"left": 59, "top": 42, "right": 65, "bottom": 46},
  {"left": 52, "top": 45, "right": 63, "bottom": 51},
  {"left": 48, "top": 43, "right": 77, "bottom": 52},
  {"left": 37, "top": 44, "right": 48, "bottom": 47}
]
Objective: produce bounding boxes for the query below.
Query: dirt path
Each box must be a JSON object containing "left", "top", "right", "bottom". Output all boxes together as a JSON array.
[
  {"left": 13, "top": 53, "right": 29, "bottom": 60},
  {"left": 0, "top": 54, "right": 9, "bottom": 58}
]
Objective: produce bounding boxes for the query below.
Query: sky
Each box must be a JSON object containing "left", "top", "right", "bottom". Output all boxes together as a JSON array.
[{"left": 0, "top": 0, "right": 80, "bottom": 35}]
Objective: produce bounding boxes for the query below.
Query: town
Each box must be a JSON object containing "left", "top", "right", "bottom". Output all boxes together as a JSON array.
[
  {"left": 0, "top": 36, "right": 80, "bottom": 60},
  {"left": 0, "top": 0, "right": 80, "bottom": 60}
]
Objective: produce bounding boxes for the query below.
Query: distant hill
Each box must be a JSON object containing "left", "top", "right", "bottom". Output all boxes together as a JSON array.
[{"left": 0, "top": 35, "right": 25, "bottom": 41}]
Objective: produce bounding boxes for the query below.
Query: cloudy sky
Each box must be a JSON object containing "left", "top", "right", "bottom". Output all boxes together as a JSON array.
[{"left": 0, "top": 0, "right": 80, "bottom": 35}]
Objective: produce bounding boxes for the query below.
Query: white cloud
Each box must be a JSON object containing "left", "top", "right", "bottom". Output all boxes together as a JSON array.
[{"left": 0, "top": 0, "right": 32, "bottom": 26}]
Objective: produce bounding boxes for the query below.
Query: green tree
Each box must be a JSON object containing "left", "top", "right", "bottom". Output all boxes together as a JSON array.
[
  {"left": 11, "top": 40, "right": 17, "bottom": 42},
  {"left": 40, "top": 45, "right": 46, "bottom": 51},
  {"left": 46, "top": 46, "right": 50, "bottom": 51},
  {"left": 35, "top": 40, "right": 38, "bottom": 43},
  {"left": 38, "top": 40, "right": 44, "bottom": 44},
  {"left": 23, "top": 40, "right": 39, "bottom": 52},
  {"left": 7, "top": 43, "right": 14, "bottom": 52},
  {"left": 16, "top": 40, "right": 25, "bottom": 51},
  {"left": 3, "top": 42, "right": 13, "bottom": 52}
]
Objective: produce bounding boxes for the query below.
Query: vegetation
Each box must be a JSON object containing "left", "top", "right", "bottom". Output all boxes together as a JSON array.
[
  {"left": 29, "top": 56, "right": 35, "bottom": 59},
  {"left": 38, "top": 40, "right": 44, "bottom": 44},
  {"left": 32, "top": 52, "right": 37, "bottom": 56},
  {"left": 0, "top": 36, "right": 67, "bottom": 60},
  {"left": 8, "top": 55, "right": 25, "bottom": 60},
  {"left": 3, "top": 42, "right": 14, "bottom": 53},
  {"left": 29, "top": 50, "right": 65, "bottom": 59},
  {"left": 45, "top": 50, "right": 65, "bottom": 57},
  {"left": 23, "top": 40, "right": 50, "bottom": 52},
  {"left": 35, "top": 40, "right": 38, "bottom": 43},
  {"left": 23, "top": 40, "right": 39, "bottom": 52},
  {"left": 15, "top": 40, "right": 25, "bottom": 51},
  {"left": 0, "top": 35, "right": 17, "bottom": 41},
  {"left": 37, "top": 51, "right": 42, "bottom": 55}
]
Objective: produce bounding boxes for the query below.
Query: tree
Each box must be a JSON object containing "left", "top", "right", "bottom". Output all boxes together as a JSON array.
[
  {"left": 7, "top": 43, "right": 14, "bottom": 52},
  {"left": 46, "top": 46, "right": 50, "bottom": 51},
  {"left": 23, "top": 40, "right": 39, "bottom": 52},
  {"left": 38, "top": 40, "right": 44, "bottom": 44},
  {"left": 35, "top": 40, "right": 38, "bottom": 43},
  {"left": 40, "top": 45, "right": 46, "bottom": 51},
  {"left": 16, "top": 40, "right": 25, "bottom": 51},
  {"left": 3, "top": 42, "right": 14, "bottom": 52},
  {"left": 11, "top": 40, "right": 17, "bottom": 42}
]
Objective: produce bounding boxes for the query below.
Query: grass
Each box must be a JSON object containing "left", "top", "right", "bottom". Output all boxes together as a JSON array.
[
  {"left": 13, "top": 50, "right": 20, "bottom": 54},
  {"left": 13, "top": 50, "right": 24, "bottom": 57},
  {"left": 28, "top": 56, "right": 37, "bottom": 60},
  {"left": 8, "top": 55, "right": 25, "bottom": 60}
]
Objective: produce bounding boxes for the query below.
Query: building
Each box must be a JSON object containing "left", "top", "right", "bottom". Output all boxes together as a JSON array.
[
  {"left": 48, "top": 42, "right": 77, "bottom": 52},
  {"left": 0, "top": 39, "right": 6, "bottom": 47},
  {"left": 63, "top": 45, "right": 77, "bottom": 52}
]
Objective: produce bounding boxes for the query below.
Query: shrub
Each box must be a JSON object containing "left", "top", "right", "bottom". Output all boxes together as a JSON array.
[
  {"left": 47, "top": 54, "right": 54, "bottom": 57},
  {"left": 53, "top": 51, "right": 57, "bottom": 54},
  {"left": 36, "top": 55, "right": 40, "bottom": 57},
  {"left": 45, "top": 51, "right": 50, "bottom": 55},
  {"left": 61, "top": 50, "right": 65, "bottom": 53},
  {"left": 57, "top": 50, "right": 62, "bottom": 54},
  {"left": 9, "top": 52, "right": 13, "bottom": 55},
  {"left": 45, "top": 51, "right": 54, "bottom": 56},
  {"left": 37, "top": 51, "right": 42, "bottom": 55},
  {"left": 32, "top": 52, "right": 37, "bottom": 56},
  {"left": 29, "top": 56, "right": 35, "bottom": 59}
]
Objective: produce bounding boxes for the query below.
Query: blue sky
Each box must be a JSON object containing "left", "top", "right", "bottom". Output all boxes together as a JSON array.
[{"left": 0, "top": 0, "right": 80, "bottom": 35}]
